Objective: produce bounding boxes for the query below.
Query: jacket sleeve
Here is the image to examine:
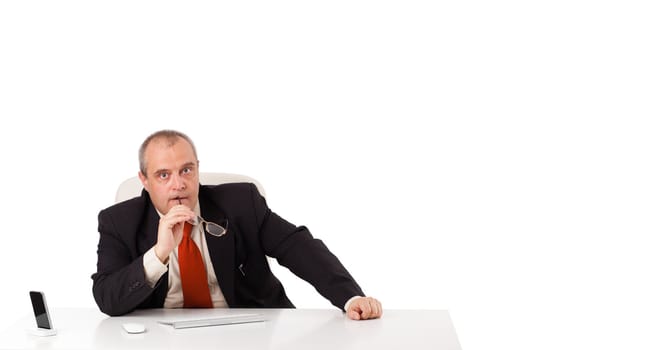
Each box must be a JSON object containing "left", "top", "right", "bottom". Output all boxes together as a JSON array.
[
  {"left": 91, "top": 209, "right": 164, "bottom": 316},
  {"left": 249, "top": 184, "right": 365, "bottom": 310}
]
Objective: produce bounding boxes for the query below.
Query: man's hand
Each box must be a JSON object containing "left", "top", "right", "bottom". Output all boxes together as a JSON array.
[
  {"left": 153, "top": 204, "right": 196, "bottom": 263},
  {"left": 346, "top": 296, "right": 383, "bottom": 320}
]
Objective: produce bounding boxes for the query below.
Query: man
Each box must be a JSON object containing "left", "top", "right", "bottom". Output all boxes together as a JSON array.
[{"left": 92, "top": 130, "right": 382, "bottom": 320}]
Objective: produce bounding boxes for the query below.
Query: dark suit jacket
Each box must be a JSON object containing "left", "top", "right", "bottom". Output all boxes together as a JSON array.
[{"left": 92, "top": 182, "right": 364, "bottom": 316}]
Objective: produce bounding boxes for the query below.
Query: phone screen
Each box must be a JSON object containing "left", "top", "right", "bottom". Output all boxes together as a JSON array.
[{"left": 29, "top": 291, "right": 51, "bottom": 329}]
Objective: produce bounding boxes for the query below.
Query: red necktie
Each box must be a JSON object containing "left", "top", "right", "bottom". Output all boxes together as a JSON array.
[{"left": 178, "top": 222, "right": 213, "bottom": 308}]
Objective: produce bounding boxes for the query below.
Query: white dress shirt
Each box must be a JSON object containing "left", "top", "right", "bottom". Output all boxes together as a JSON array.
[{"left": 142, "top": 202, "right": 227, "bottom": 308}]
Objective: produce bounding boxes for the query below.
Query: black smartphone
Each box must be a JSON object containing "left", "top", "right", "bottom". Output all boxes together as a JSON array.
[{"left": 29, "top": 291, "right": 53, "bottom": 329}]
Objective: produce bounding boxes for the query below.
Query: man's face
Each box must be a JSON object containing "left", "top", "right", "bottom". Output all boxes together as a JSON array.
[{"left": 138, "top": 137, "right": 199, "bottom": 214}]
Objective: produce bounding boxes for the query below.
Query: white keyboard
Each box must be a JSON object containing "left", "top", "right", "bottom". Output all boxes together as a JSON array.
[{"left": 158, "top": 313, "right": 265, "bottom": 329}]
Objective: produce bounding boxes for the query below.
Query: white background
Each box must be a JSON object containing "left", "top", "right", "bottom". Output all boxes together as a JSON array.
[{"left": 1, "top": 1, "right": 658, "bottom": 349}]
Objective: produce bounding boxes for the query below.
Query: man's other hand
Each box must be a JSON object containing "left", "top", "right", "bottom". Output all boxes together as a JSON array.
[{"left": 347, "top": 296, "right": 383, "bottom": 320}]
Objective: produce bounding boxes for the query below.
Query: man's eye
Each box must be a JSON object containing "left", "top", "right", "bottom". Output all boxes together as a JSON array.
[
  {"left": 182, "top": 168, "right": 191, "bottom": 174},
  {"left": 159, "top": 173, "right": 169, "bottom": 179}
]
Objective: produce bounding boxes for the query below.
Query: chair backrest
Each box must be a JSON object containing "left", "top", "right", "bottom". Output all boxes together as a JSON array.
[{"left": 115, "top": 172, "right": 266, "bottom": 203}]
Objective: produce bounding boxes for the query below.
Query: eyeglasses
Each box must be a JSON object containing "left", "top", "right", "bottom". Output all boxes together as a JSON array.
[{"left": 191, "top": 216, "right": 228, "bottom": 237}]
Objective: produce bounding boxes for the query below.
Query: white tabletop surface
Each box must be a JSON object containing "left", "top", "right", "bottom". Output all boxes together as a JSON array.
[{"left": 0, "top": 308, "right": 461, "bottom": 350}]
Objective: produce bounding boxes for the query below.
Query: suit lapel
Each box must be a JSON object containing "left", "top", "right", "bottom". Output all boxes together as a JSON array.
[
  {"left": 199, "top": 189, "right": 236, "bottom": 306},
  {"left": 137, "top": 195, "right": 160, "bottom": 254},
  {"left": 137, "top": 190, "right": 170, "bottom": 307}
]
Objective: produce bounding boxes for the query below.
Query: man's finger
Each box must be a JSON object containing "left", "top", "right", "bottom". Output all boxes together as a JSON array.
[
  {"left": 362, "top": 298, "right": 382, "bottom": 319},
  {"left": 353, "top": 299, "right": 372, "bottom": 319}
]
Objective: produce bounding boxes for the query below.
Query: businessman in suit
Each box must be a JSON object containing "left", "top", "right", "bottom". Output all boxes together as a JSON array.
[{"left": 92, "top": 130, "right": 382, "bottom": 320}]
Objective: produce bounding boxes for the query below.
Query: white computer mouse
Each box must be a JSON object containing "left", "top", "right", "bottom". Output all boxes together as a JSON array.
[{"left": 122, "top": 322, "right": 146, "bottom": 334}]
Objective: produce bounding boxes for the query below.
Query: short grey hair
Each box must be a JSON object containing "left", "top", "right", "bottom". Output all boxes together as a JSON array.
[{"left": 139, "top": 130, "right": 198, "bottom": 176}]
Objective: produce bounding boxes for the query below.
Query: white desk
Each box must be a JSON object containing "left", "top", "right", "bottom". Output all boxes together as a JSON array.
[{"left": 0, "top": 308, "right": 461, "bottom": 350}]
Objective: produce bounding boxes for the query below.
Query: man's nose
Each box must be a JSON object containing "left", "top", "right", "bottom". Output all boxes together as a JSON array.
[{"left": 171, "top": 173, "right": 186, "bottom": 190}]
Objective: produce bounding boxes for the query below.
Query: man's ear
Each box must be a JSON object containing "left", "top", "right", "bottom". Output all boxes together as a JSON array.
[{"left": 138, "top": 171, "right": 149, "bottom": 192}]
